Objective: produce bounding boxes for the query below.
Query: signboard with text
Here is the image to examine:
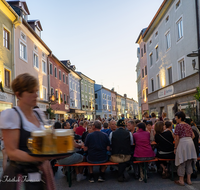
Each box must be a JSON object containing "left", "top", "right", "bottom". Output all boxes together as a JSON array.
[{"left": 158, "top": 85, "right": 174, "bottom": 99}]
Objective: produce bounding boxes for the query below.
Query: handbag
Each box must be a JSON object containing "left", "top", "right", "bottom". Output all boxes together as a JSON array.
[{"left": 159, "top": 134, "right": 173, "bottom": 145}]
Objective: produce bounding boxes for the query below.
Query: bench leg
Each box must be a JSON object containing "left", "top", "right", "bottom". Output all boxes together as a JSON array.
[
  {"left": 144, "top": 162, "right": 147, "bottom": 183},
  {"left": 67, "top": 166, "right": 72, "bottom": 187},
  {"left": 170, "top": 161, "right": 174, "bottom": 181}
]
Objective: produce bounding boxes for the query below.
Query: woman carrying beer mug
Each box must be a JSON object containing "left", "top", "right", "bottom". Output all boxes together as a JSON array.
[{"left": 0, "top": 73, "right": 55, "bottom": 190}]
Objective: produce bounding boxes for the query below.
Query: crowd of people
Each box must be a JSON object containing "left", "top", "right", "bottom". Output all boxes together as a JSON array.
[
  {"left": 0, "top": 73, "right": 199, "bottom": 190},
  {"left": 53, "top": 112, "right": 200, "bottom": 186}
]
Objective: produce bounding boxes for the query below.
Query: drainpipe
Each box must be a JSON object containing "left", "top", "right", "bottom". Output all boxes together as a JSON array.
[{"left": 195, "top": 0, "right": 200, "bottom": 122}]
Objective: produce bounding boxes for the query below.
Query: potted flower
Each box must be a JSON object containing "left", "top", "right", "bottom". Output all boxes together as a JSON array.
[
  {"left": 82, "top": 105, "right": 85, "bottom": 108},
  {"left": 64, "top": 101, "right": 66, "bottom": 104},
  {"left": 61, "top": 98, "right": 63, "bottom": 102},
  {"left": 93, "top": 107, "right": 94, "bottom": 110},
  {"left": 86, "top": 105, "right": 88, "bottom": 108},
  {"left": 56, "top": 98, "right": 58, "bottom": 102}
]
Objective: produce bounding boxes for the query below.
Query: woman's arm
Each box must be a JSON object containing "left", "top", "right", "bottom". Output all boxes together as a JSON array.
[
  {"left": 174, "top": 135, "right": 179, "bottom": 154},
  {"left": 2, "top": 129, "right": 52, "bottom": 162}
]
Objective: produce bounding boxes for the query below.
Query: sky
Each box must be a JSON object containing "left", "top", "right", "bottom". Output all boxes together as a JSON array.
[{"left": 25, "top": 0, "right": 163, "bottom": 101}]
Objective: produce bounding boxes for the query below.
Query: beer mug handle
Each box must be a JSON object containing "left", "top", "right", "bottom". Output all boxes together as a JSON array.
[{"left": 27, "top": 137, "right": 33, "bottom": 152}]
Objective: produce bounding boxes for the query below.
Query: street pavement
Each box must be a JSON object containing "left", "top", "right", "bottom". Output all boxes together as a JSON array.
[
  {"left": 0, "top": 154, "right": 200, "bottom": 190},
  {"left": 54, "top": 166, "right": 200, "bottom": 190}
]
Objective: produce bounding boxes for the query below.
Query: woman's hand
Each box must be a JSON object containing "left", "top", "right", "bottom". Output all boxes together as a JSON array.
[{"left": 174, "top": 149, "right": 176, "bottom": 154}]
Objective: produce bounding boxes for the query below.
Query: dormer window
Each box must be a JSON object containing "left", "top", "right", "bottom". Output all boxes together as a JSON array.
[
  {"left": 166, "top": 15, "right": 169, "bottom": 23},
  {"left": 21, "top": 31, "right": 26, "bottom": 42},
  {"left": 176, "top": 0, "right": 181, "bottom": 9},
  {"left": 34, "top": 45, "right": 38, "bottom": 52}
]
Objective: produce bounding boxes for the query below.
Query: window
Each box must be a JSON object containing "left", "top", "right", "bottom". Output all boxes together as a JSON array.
[
  {"left": 157, "top": 74, "right": 160, "bottom": 89},
  {"left": 141, "top": 48, "right": 143, "bottom": 57},
  {"left": 59, "top": 70, "right": 61, "bottom": 80},
  {"left": 66, "top": 76, "right": 68, "bottom": 84},
  {"left": 166, "top": 15, "right": 169, "bottom": 23},
  {"left": 165, "top": 31, "right": 171, "bottom": 50},
  {"left": 145, "top": 66, "right": 147, "bottom": 76},
  {"left": 142, "top": 69, "right": 144, "bottom": 78},
  {"left": 144, "top": 44, "right": 146, "bottom": 53},
  {"left": 43, "top": 87, "right": 47, "bottom": 100},
  {"left": 150, "top": 53, "right": 153, "bottom": 67},
  {"left": 20, "top": 42, "right": 27, "bottom": 61},
  {"left": 176, "top": 0, "right": 180, "bottom": 9},
  {"left": 54, "top": 67, "right": 57, "bottom": 78},
  {"left": 42, "top": 52, "right": 45, "bottom": 58},
  {"left": 151, "top": 79, "right": 154, "bottom": 92},
  {"left": 179, "top": 59, "right": 185, "bottom": 79},
  {"left": 33, "top": 53, "right": 39, "bottom": 69},
  {"left": 21, "top": 31, "right": 26, "bottom": 41},
  {"left": 146, "top": 88, "right": 148, "bottom": 97},
  {"left": 42, "top": 60, "right": 46, "bottom": 74},
  {"left": 88, "top": 87, "right": 90, "bottom": 93},
  {"left": 155, "top": 45, "right": 159, "bottom": 61},
  {"left": 51, "top": 87, "right": 54, "bottom": 95},
  {"left": 70, "top": 81, "right": 72, "bottom": 89},
  {"left": 95, "top": 104, "right": 98, "bottom": 110},
  {"left": 34, "top": 45, "right": 38, "bottom": 52},
  {"left": 85, "top": 85, "right": 87, "bottom": 92},
  {"left": 67, "top": 96, "right": 69, "bottom": 103},
  {"left": 3, "top": 28, "right": 10, "bottom": 49},
  {"left": 64, "top": 94, "right": 66, "bottom": 102},
  {"left": 55, "top": 90, "right": 58, "bottom": 99},
  {"left": 49, "top": 63, "right": 53, "bottom": 75},
  {"left": 63, "top": 73, "right": 65, "bottom": 83},
  {"left": 95, "top": 93, "right": 97, "bottom": 99},
  {"left": 168, "top": 67, "right": 172, "bottom": 85},
  {"left": 177, "top": 18, "right": 183, "bottom": 41},
  {"left": 155, "top": 31, "right": 158, "bottom": 37},
  {"left": 4, "top": 69, "right": 10, "bottom": 88},
  {"left": 142, "top": 89, "right": 145, "bottom": 100},
  {"left": 105, "top": 94, "right": 107, "bottom": 99},
  {"left": 149, "top": 40, "right": 152, "bottom": 45}
]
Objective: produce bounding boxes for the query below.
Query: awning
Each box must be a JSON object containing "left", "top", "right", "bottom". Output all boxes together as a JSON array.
[{"left": 54, "top": 110, "right": 68, "bottom": 115}]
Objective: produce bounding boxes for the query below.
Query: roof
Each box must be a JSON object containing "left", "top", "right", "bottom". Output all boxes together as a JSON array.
[
  {"left": 28, "top": 20, "right": 43, "bottom": 31},
  {"left": 135, "top": 28, "right": 147, "bottom": 43},
  {"left": 61, "top": 60, "right": 81, "bottom": 79},
  {"left": 52, "top": 54, "right": 70, "bottom": 73},
  {"left": 143, "top": 0, "right": 173, "bottom": 41},
  {"left": 7, "top": 1, "right": 30, "bottom": 15},
  {"left": 76, "top": 72, "right": 95, "bottom": 83},
  {"left": 22, "top": 18, "right": 51, "bottom": 54}
]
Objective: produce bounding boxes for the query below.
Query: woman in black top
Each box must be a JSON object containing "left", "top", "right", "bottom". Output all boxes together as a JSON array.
[{"left": 155, "top": 121, "right": 175, "bottom": 178}]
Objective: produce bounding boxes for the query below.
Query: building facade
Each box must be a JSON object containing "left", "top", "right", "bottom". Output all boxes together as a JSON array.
[
  {"left": 61, "top": 60, "right": 84, "bottom": 119},
  {"left": 0, "top": 0, "right": 20, "bottom": 112},
  {"left": 95, "top": 84, "right": 112, "bottom": 119},
  {"left": 77, "top": 72, "right": 95, "bottom": 120},
  {"left": 136, "top": 28, "right": 148, "bottom": 115},
  {"left": 135, "top": 47, "right": 142, "bottom": 119},
  {"left": 111, "top": 88, "right": 117, "bottom": 118},
  {"left": 143, "top": 0, "right": 199, "bottom": 119},
  {"left": 49, "top": 54, "right": 70, "bottom": 120}
]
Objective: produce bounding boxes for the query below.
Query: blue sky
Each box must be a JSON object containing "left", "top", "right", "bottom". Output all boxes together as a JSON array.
[{"left": 25, "top": 0, "right": 163, "bottom": 101}]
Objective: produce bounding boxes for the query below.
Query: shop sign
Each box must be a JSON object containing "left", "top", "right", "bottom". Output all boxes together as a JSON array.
[
  {"left": 37, "top": 103, "right": 47, "bottom": 111},
  {"left": 158, "top": 85, "right": 174, "bottom": 98},
  {"left": 0, "top": 92, "right": 8, "bottom": 102},
  {"left": 65, "top": 105, "right": 69, "bottom": 110}
]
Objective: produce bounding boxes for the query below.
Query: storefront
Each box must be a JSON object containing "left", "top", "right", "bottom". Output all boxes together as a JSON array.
[
  {"left": 69, "top": 108, "right": 86, "bottom": 119},
  {"left": 0, "top": 92, "right": 15, "bottom": 112}
]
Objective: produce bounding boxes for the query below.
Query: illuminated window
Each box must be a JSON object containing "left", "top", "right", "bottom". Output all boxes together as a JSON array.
[
  {"left": 3, "top": 28, "right": 10, "bottom": 50},
  {"left": 4, "top": 69, "right": 10, "bottom": 88}
]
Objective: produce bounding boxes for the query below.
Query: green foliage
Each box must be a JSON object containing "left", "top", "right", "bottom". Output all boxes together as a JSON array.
[
  {"left": 46, "top": 107, "right": 55, "bottom": 119},
  {"left": 194, "top": 87, "right": 200, "bottom": 102}
]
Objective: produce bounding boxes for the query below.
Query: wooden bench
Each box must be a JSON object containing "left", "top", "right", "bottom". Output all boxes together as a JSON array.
[
  {"left": 133, "top": 158, "right": 158, "bottom": 183},
  {"left": 55, "top": 161, "right": 119, "bottom": 187}
]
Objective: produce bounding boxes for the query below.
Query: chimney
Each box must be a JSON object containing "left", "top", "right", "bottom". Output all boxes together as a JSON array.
[{"left": 124, "top": 94, "right": 127, "bottom": 98}]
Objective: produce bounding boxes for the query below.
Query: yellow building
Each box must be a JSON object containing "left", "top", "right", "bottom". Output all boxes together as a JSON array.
[{"left": 0, "top": 0, "right": 20, "bottom": 111}]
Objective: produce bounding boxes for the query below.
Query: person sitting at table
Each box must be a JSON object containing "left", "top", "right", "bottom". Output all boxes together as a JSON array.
[
  {"left": 76, "top": 121, "right": 86, "bottom": 136},
  {"left": 146, "top": 120, "right": 155, "bottom": 142},
  {"left": 154, "top": 121, "right": 175, "bottom": 179},
  {"left": 84, "top": 120, "right": 110, "bottom": 183},
  {"left": 133, "top": 122, "right": 155, "bottom": 182},
  {"left": 109, "top": 119, "right": 133, "bottom": 182}
]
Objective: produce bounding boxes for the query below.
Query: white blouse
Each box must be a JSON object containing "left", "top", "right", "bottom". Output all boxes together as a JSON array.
[{"left": 0, "top": 106, "right": 46, "bottom": 132}]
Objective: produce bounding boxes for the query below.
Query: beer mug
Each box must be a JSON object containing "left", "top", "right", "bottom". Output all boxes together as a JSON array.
[
  {"left": 65, "top": 129, "right": 74, "bottom": 152},
  {"left": 42, "top": 129, "right": 56, "bottom": 154},
  {"left": 55, "top": 129, "right": 68, "bottom": 153},
  {"left": 31, "top": 130, "right": 45, "bottom": 154}
]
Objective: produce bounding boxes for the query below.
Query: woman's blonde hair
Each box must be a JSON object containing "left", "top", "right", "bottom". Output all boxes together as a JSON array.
[{"left": 12, "top": 73, "right": 39, "bottom": 96}]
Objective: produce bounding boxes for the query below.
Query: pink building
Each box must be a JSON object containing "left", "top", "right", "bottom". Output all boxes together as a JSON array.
[
  {"left": 136, "top": 28, "right": 149, "bottom": 114},
  {"left": 9, "top": 1, "right": 52, "bottom": 113}
]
